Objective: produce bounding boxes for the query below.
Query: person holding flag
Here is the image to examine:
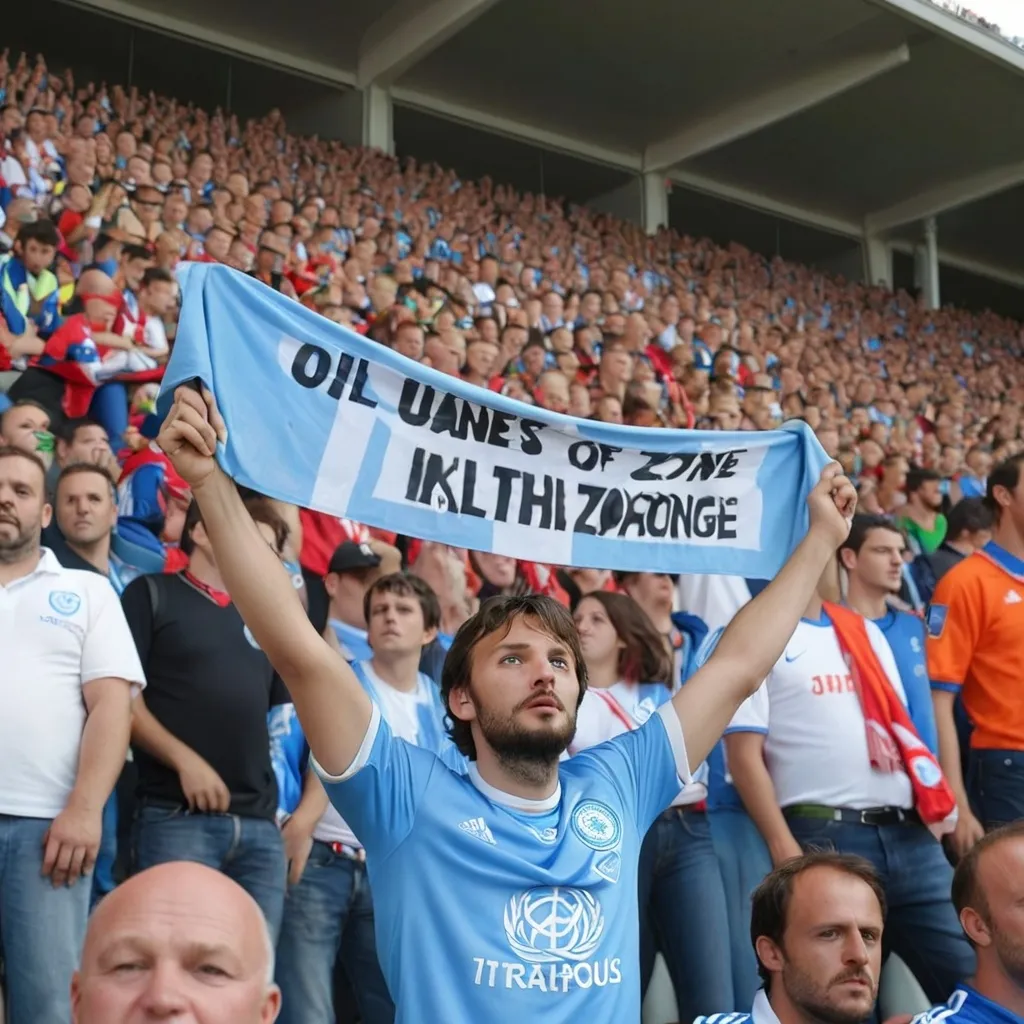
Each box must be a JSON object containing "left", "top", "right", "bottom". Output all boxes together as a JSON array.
[
  {"left": 724, "top": 572, "right": 974, "bottom": 1002},
  {"left": 156, "top": 383, "right": 856, "bottom": 1024}
]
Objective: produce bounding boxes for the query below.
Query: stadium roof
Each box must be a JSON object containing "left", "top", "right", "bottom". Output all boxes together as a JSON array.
[{"left": 64, "top": 0, "right": 1024, "bottom": 284}]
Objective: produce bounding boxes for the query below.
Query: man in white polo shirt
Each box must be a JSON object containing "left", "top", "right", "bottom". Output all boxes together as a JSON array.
[
  {"left": 724, "top": 579, "right": 973, "bottom": 1003},
  {"left": 0, "top": 444, "right": 144, "bottom": 1024}
]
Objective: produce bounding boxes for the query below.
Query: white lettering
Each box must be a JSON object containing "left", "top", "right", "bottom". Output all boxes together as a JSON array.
[
  {"left": 471, "top": 956, "right": 623, "bottom": 991},
  {"left": 527, "top": 964, "right": 547, "bottom": 990},
  {"left": 504, "top": 962, "right": 527, "bottom": 989},
  {"left": 574, "top": 963, "right": 594, "bottom": 989}
]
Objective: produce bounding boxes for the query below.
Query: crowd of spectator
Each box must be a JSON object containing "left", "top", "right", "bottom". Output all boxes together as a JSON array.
[{"left": 3, "top": 41, "right": 1024, "bottom": 1024}]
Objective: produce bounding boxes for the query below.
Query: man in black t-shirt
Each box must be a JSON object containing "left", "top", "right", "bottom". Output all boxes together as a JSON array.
[{"left": 121, "top": 495, "right": 292, "bottom": 937}]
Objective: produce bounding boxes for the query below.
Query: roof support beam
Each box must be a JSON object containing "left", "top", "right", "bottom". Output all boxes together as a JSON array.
[
  {"left": 865, "top": 159, "right": 1024, "bottom": 233},
  {"left": 357, "top": 0, "right": 499, "bottom": 87},
  {"left": 644, "top": 44, "right": 909, "bottom": 172},
  {"left": 390, "top": 87, "right": 642, "bottom": 170},
  {"left": 56, "top": 0, "right": 355, "bottom": 86}
]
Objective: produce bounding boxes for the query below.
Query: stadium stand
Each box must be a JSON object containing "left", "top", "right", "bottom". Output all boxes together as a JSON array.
[{"left": 0, "top": 25, "right": 1020, "bottom": 1024}]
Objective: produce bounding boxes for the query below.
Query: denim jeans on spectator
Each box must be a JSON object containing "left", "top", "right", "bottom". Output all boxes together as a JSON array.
[
  {"left": 969, "top": 749, "right": 1024, "bottom": 829},
  {"left": 638, "top": 808, "right": 734, "bottom": 1020},
  {"left": 276, "top": 841, "right": 394, "bottom": 1024},
  {"left": 786, "top": 815, "right": 975, "bottom": 1001},
  {"left": 708, "top": 807, "right": 772, "bottom": 1010},
  {"left": 91, "top": 791, "right": 119, "bottom": 909},
  {"left": 132, "top": 803, "right": 286, "bottom": 939},
  {"left": 0, "top": 814, "right": 90, "bottom": 1024}
]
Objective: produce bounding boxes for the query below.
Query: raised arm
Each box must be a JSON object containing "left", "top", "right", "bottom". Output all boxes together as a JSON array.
[
  {"left": 157, "top": 386, "right": 372, "bottom": 776},
  {"left": 670, "top": 462, "right": 856, "bottom": 770}
]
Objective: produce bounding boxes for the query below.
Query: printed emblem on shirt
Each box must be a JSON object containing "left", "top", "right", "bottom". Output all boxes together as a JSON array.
[
  {"left": 48, "top": 590, "right": 81, "bottom": 617},
  {"left": 926, "top": 604, "right": 948, "bottom": 638},
  {"left": 243, "top": 624, "right": 262, "bottom": 650},
  {"left": 1005, "top": 590, "right": 1022, "bottom": 605},
  {"left": 571, "top": 800, "right": 621, "bottom": 852},
  {"left": 474, "top": 886, "right": 623, "bottom": 992},
  {"left": 504, "top": 887, "right": 604, "bottom": 964}
]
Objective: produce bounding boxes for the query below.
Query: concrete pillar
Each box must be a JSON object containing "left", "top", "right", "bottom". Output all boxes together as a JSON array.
[
  {"left": 642, "top": 172, "right": 669, "bottom": 236},
  {"left": 863, "top": 234, "right": 893, "bottom": 289},
  {"left": 922, "top": 216, "right": 941, "bottom": 310},
  {"left": 337, "top": 85, "right": 394, "bottom": 154}
]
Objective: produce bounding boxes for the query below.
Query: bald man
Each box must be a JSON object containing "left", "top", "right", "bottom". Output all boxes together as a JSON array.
[{"left": 71, "top": 862, "right": 281, "bottom": 1023}]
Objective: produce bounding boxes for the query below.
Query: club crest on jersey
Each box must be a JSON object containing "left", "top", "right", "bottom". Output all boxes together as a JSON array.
[
  {"left": 48, "top": 590, "right": 81, "bottom": 617},
  {"left": 504, "top": 887, "right": 604, "bottom": 963},
  {"left": 571, "top": 800, "right": 621, "bottom": 852}
]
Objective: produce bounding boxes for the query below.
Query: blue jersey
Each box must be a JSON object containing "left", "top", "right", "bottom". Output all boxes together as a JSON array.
[
  {"left": 873, "top": 608, "right": 938, "bottom": 754},
  {"left": 913, "top": 985, "right": 1018, "bottom": 1024},
  {"left": 269, "top": 704, "right": 307, "bottom": 819},
  {"left": 331, "top": 620, "right": 373, "bottom": 662},
  {"left": 318, "top": 703, "right": 688, "bottom": 1022}
]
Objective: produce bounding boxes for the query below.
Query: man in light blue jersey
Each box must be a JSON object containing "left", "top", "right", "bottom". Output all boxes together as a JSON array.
[
  {"left": 696, "top": 851, "right": 887, "bottom": 1024},
  {"left": 917, "top": 823, "right": 1024, "bottom": 1024},
  {"left": 157, "top": 385, "right": 857, "bottom": 1024},
  {"left": 840, "top": 515, "right": 938, "bottom": 752},
  {"left": 276, "top": 571, "right": 459, "bottom": 1024}
]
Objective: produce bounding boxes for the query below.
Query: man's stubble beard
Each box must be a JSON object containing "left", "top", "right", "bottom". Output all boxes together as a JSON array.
[
  {"left": 781, "top": 962, "right": 877, "bottom": 1024},
  {"left": 0, "top": 518, "right": 39, "bottom": 565},
  {"left": 473, "top": 690, "right": 577, "bottom": 788}
]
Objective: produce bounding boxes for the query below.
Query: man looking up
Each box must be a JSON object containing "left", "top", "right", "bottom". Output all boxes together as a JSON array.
[{"left": 156, "top": 384, "right": 856, "bottom": 1024}]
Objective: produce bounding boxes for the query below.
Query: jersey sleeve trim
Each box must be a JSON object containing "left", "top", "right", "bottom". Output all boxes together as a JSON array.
[
  {"left": 930, "top": 681, "right": 961, "bottom": 693},
  {"left": 724, "top": 725, "right": 769, "bottom": 735},
  {"left": 656, "top": 703, "right": 693, "bottom": 786},
  {"left": 311, "top": 702, "right": 381, "bottom": 783}
]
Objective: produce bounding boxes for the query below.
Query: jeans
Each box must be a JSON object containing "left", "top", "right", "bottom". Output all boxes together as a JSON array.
[
  {"left": 276, "top": 842, "right": 394, "bottom": 1024},
  {"left": 0, "top": 815, "right": 90, "bottom": 1024},
  {"left": 132, "top": 803, "right": 286, "bottom": 940},
  {"left": 709, "top": 807, "right": 772, "bottom": 1009},
  {"left": 638, "top": 809, "right": 735, "bottom": 1020},
  {"left": 969, "top": 749, "right": 1024, "bottom": 829},
  {"left": 786, "top": 815, "right": 975, "bottom": 1001}
]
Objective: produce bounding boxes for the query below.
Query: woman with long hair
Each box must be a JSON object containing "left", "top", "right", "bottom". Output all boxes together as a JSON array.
[{"left": 570, "top": 591, "right": 733, "bottom": 1022}]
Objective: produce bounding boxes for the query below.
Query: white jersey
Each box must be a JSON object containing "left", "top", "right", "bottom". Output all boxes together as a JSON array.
[
  {"left": 569, "top": 683, "right": 707, "bottom": 807},
  {"left": 727, "top": 612, "right": 913, "bottom": 810},
  {"left": 314, "top": 660, "right": 459, "bottom": 846}
]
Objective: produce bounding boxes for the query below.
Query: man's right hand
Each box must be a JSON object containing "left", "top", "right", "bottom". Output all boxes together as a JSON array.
[
  {"left": 178, "top": 752, "right": 231, "bottom": 813},
  {"left": 949, "top": 807, "right": 985, "bottom": 861},
  {"left": 157, "top": 385, "right": 227, "bottom": 490}
]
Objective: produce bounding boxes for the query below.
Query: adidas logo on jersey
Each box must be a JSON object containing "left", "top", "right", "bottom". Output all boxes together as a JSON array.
[
  {"left": 459, "top": 817, "right": 496, "bottom": 846},
  {"left": 1006, "top": 590, "right": 1022, "bottom": 605}
]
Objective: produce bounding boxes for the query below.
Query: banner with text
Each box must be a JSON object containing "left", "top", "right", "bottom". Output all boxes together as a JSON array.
[{"left": 162, "top": 265, "right": 829, "bottom": 576}]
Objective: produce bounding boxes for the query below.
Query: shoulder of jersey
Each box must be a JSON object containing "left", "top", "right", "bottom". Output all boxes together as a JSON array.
[{"left": 694, "top": 1013, "right": 752, "bottom": 1024}]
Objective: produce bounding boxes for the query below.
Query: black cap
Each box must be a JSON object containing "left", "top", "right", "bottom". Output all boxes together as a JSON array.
[{"left": 327, "top": 541, "right": 382, "bottom": 575}]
